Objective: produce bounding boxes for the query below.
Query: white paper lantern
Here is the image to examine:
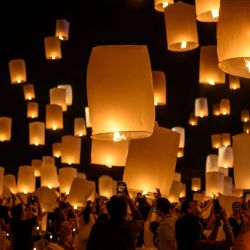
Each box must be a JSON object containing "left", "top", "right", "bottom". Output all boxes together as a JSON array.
[
  {"left": 206, "top": 172, "right": 224, "bottom": 197},
  {"left": 4, "top": 174, "right": 17, "bottom": 194},
  {"left": 87, "top": 45, "right": 155, "bottom": 140},
  {"left": 23, "top": 84, "right": 35, "bottom": 100},
  {"left": 229, "top": 75, "right": 240, "bottom": 90},
  {"left": 189, "top": 113, "right": 198, "bottom": 126},
  {"left": 27, "top": 102, "right": 39, "bottom": 119},
  {"left": 31, "top": 159, "right": 42, "bottom": 177},
  {"left": 180, "top": 183, "right": 186, "bottom": 198},
  {"left": 213, "top": 103, "right": 221, "bottom": 116},
  {"left": 223, "top": 176, "right": 233, "bottom": 196},
  {"left": 58, "top": 167, "right": 77, "bottom": 194},
  {"left": 50, "top": 87, "right": 67, "bottom": 112},
  {"left": 241, "top": 109, "right": 250, "bottom": 123},
  {"left": 9, "top": 59, "right": 26, "bottom": 84},
  {"left": 35, "top": 187, "right": 58, "bottom": 212},
  {"left": 220, "top": 99, "right": 230, "bottom": 115},
  {"left": 58, "top": 84, "right": 73, "bottom": 106},
  {"left": 219, "top": 167, "right": 229, "bottom": 177},
  {"left": 195, "top": 0, "right": 220, "bottom": 22},
  {"left": 192, "top": 178, "right": 201, "bottom": 192},
  {"left": 46, "top": 104, "right": 63, "bottom": 130},
  {"left": 84, "top": 107, "right": 92, "bottom": 128},
  {"left": 172, "top": 127, "right": 185, "bottom": 148},
  {"left": 218, "top": 146, "right": 234, "bottom": 168},
  {"left": 17, "top": 166, "right": 35, "bottom": 194},
  {"left": 221, "top": 133, "right": 231, "bottom": 147},
  {"left": 195, "top": 98, "right": 208, "bottom": 118},
  {"left": 173, "top": 172, "right": 181, "bottom": 182},
  {"left": 42, "top": 156, "right": 55, "bottom": 166},
  {"left": 0, "top": 167, "right": 4, "bottom": 196},
  {"left": 98, "top": 175, "right": 114, "bottom": 199},
  {"left": 52, "top": 142, "right": 61, "bottom": 158},
  {"left": 29, "top": 122, "right": 45, "bottom": 146},
  {"left": 0, "top": 117, "right": 12, "bottom": 142},
  {"left": 55, "top": 19, "right": 70, "bottom": 41},
  {"left": 164, "top": 2, "right": 198, "bottom": 52},
  {"left": 44, "top": 36, "right": 62, "bottom": 60},
  {"left": 211, "top": 134, "right": 221, "bottom": 149},
  {"left": 77, "top": 173, "right": 86, "bottom": 179},
  {"left": 168, "top": 181, "right": 182, "bottom": 203},
  {"left": 206, "top": 154, "right": 219, "bottom": 172},
  {"left": 40, "top": 164, "right": 59, "bottom": 189},
  {"left": 74, "top": 118, "right": 87, "bottom": 137},
  {"left": 154, "top": 0, "right": 174, "bottom": 12},
  {"left": 152, "top": 71, "right": 166, "bottom": 106}
]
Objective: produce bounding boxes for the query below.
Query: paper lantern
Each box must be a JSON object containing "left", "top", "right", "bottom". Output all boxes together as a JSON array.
[
  {"left": 55, "top": 19, "right": 69, "bottom": 41},
  {"left": 31, "top": 159, "right": 42, "bottom": 177},
  {"left": 219, "top": 167, "right": 229, "bottom": 177},
  {"left": 218, "top": 146, "right": 234, "bottom": 168},
  {"left": 192, "top": 178, "right": 201, "bottom": 192},
  {"left": 223, "top": 176, "right": 233, "bottom": 195},
  {"left": 233, "top": 133, "right": 250, "bottom": 189},
  {"left": 218, "top": 0, "right": 250, "bottom": 78},
  {"left": 52, "top": 142, "right": 61, "bottom": 158},
  {"left": 44, "top": 36, "right": 61, "bottom": 60},
  {"left": 232, "top": 188, "right": 243, "bottom": 198},
  {"left": 180, "top": 183, "right": 186, "bottom": 198},
  {"left": 61, "top": 135, "right": 81, "bottom": 165},
  {"left": 0, "top": 117, "right": 12, "bottom": 142},
  {"left": 206, "top": 154, "right": 219, "bottom": 172},
  {"left": 58, "top": 84, "right": 73, "bottom": 106},
  {"left": 229, "top": 75, "right": 240, "bottom": 90},
  {"left": 172, "top": 127, "right": 185, "bottom": 148},
  {"left": 4, "top": 174, "right": 17, "bottom": 194},
  {"left": 58, "top": 167, "right": 77, "bottom": 194},
  {"left": 67, "top": 178, "right": 95, "bottom": 207},
  {"left": 40, "top": 164, "right": 59, "bottom": 189},
  {"left": 50, "top": 87, "right": 67, "bottom": 111},
  {"left": 27, "top": 102, "right": 38, "bottom": 119},
  {"left": 174, "top": 172, "right": 181, "bottom": 182},
  {"left": 46, "top": 104, "right": 63, "bottom": 130},
  {"left": 193, "top": 192, "right": 204, "bottom": 202},
  {"left": 195, "top": 0, "right": 220, "bottom": 22},
  {"left": 77, "top": 173, "right": 86, "bottom": 179},
  {"left": 211, "top": 134, "right": 221, "bottom": 149},
  {"left": 91, "top": 139, "right": 129, "bottom": 167},
  {"left": 205, "top": 172, "right": 224, "bottom": 197},
  {"left": 221, "top": 133, "right": 231, "bottom": 147},
  {"left": 189, "top": 113, "right": 198, "bottom": 126},
  {"left": 98, "top": 175, "right": 114, "bottom": 199},
  {"left": 42, "top": 156, "right": 55, "bottom": 166},
  {"left": 29, "top": 122, "right": 45, "bottom": 146},
  {"left": 9, "top": 59, "right": 26, "bottom": 84},
  {"left": 220, "top": 99, "right": 230, "bottom": 115},
  {"left": 0, "top": 167, "right": 4, "bottom": 196},
  {"left": 199, "top": 46, "right": 225, "bottom": 85},
  {"left": 87, "top": 45, "right": 155, "bottom": 140},
  {"left": 152, "top": 71, "right": 166, "bottom": 106},
  {"left": 213, "top": 103, "right": 221, "bottom": 116},
  {"left": 84, "top": 107, "right": 92, "bottom": 128},
  {"left": 241, "top": 109, "right": 250, "bottom": 123},
  {"left": 23, "top": 84, "right": 35, "bottom": 100},
  {"left": 74, "top": 118, "right": 87, "bottom": 137},
  {"left": 164, "top": 2, "right": 198, "bottom": 52},
  {"left": 168, "top": 181, "right": 182, "bottom": 203},
  {"left": 195, "top": 98, "right": 208, "bottom": 118},
  {"left": 177, "top": 148, "right": 184, "bottom": 158},
  {"left": 17, "top": 166, "right": 35, "bottom": 194},
  {"left": 35, "top": 187, "right": 58, "bottom": 212},
  {"left": 123, "top": 124, "right": 179, "bottom": 197},
  {"left": 243, "top": 122, "right": 250, "bottom": 134},
  {"left": 154, "top": 0, "right": 174, "bottom": 12}
]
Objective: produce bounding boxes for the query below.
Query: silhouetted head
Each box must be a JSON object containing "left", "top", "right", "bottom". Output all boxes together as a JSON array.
[
  {"left": 156, "top": 197, "right": 171, "bottom": 216},
  {"left": 181, "top": 199, "right": 199, "bottom": 215},
  {"left": 106, "top": 195, "right": 127, "bottom": 222}
]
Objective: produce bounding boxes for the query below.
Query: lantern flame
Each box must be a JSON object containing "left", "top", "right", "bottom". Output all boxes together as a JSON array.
[
  {"left": 163, "top": 1, "right": 168, "bottom": 8},
  {"left": 245, "top": 59, "right": 250, "bottom": 72},
  {"left": 59, "top": 35, "right": 64, "bottom": 40},
  {"left": 208, "top": 80, "right": 215, "bottom": 85},
  {"left": 142, "top": 190, "right": 148, "bottom": 195},
  {"left": 181, "top": 41, "right": 187, "bottom": 49},
  {"left": 211, "top": 9, "right": 219, "bottom": 19},
  {"left": 113, "top": 131, "right": 126, "bottom": 142}
]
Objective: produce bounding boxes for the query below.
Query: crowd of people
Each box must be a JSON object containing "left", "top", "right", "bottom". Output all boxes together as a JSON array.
[{"left": 0, "top": 188, "right": 250, "bottom": 250}]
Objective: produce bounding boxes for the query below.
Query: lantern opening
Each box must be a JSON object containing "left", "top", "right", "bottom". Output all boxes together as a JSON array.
[
  {"left": 245, "top": 59, "right": 250, "bottom": 72},
  {"left": 181, "top": 41, "right": 187, "bottom": 49},
  {"left": 208, "top": 80, "right": 215, "bottom": 85},
  {"left": 211, "top": 9, "right": 219, "bottom": 19},
  {"left": 113, "top": 131, "right": 126, "bottom": 142},
  {"left": 59, "top": 35, "right": 64, "bottom": 40},
  {"left": 163, "top": 1, "right": 168, "bottom": 8}
]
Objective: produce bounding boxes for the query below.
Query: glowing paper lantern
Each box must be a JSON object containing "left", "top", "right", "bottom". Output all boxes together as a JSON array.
[
  {"left": 180, "top": 183, "right": 186, "bottom": 198},
  {"left": 17, "top": 166, "right": 35, "bottom": 194},
  {"left": 87, "top": 45, "right": 155, "bottom": 140},
  {"left": 42, "top": 156, "right": 55, "bottom": 166},
  {"left": 199, "top": 46, "right": 225, "bottom": 85},
  {"left": 0, "top": 117, "right": 12, "bottom": 142},
  {"left": 23, "top": 84, "right": 35, "bottom": 100},
  {"left": 50, "top": 87, "right": 67, "bottom": 111},
  {"left": 74, "top": 118, "right": 87, "bottom": 137},
  {"left": 9, "top": 59, "right": 26, "bottom": 84},
  {"left": 232, "top": 188, "right": 243, "bottom": 198},
  {"left": 241, "top": 109, "right": 250, "bottom": 123},
  {"left": 58, "top": 84, "right": 73, "bottom": 106},
  {"left": 29, "top": 122, "right": 45, "bottom": 146},
  {"left": 192, "top": 178, "right": 201, "bottom": 192},
  {"left": 229, "top": 76, "right": 240, "bottom": 90},
  {"left": 219, "top": 167, "right": 229, "bottom": 177},
  {"left": 4, "top": 174, "right": 17, "bottom": 194},
  {"left": 223, "top": 176, "right": 233, "bottom": 195},
  {"left": 44, "top": 36, "right": 61, "bottom": 60},
  {"left": 205, "top": 172, "right": 224, "bottom": 197},
  {"left": 213, "top": 104, "right": 221, "bottom": 116},
  {"left": 58, "top": 167, "right": 77, "bottom": 194},
  {"left": 174, "top": 172, "right": 181, "bottom": 182},
  {"left": 218, "top": 146, "right": 234, "bottom": 168},
  {"left": 91, "top": 139, "right": 129, "bottom": 167},
  {"left": 195, "top": 98, "right": 208, "bottom": 118},
  {"left": 217, "top": 0, "right": 250, "bottom": 78},
  {"left": 61, "top": 135, "right": 81, "bottom": 165},
  {"left": 233, "top": 133, "right": 250, "bottom": 189},
  {"left": 27, "top": 102, "right": 38, "bottom": 119},
  {"left": 211, "top": 134, "right": 221, "bottom": 149},
  {"left": 168, "top": 181, "right": 182, "bottom": 203},
  {"left": 220, "top": 99, "right": 230, "bottom": 115},
  {"left": 154, "top": 0, "right": 174, "bottom": 12},
  {"left": 164, "top": 2, "right": 198, "bottom": 52},
  {"left": 195, "top": 0, "right": 220, "bottom": 22},
  {"left": 52, "top": 142, "right": 61, "bottom": 158},
  {"left": 206, "top": 154, "right": 219, "bottom": 172},
  {"left": 55, "top": 19, "right": 69, "bottom": 41},
  {"left": 221, "top": 133, "right": 231, "bottom": 147},
  {"left": 98, "top": 175, "right": 114, "bottom": 199},
  {"left": 84, "top": 107, "right": 92, "bottom": 128},
  {"left": 152, "top": 71, "right": 166, "bottom": 106},
  {"left": 193, "top": 192, "right": 204, "bottom": 202},
  {"left": 40, "top": 164, "right": 59, "bottom": 189},
  {"left": 31, "top": 159, "right": 42, "bottom": 177},
  {"left": 177, "top": 148, "right": 184, "bottom": 158},
  {"left": 123, "top": 124, "right": 179, "bottom": 196},
  {"left": 189, "top": 113, "right": 198, "bottom": 126},
  {"left": 172, "top": 127, "right": 185, "bottom": 148},
  {"left": 0, "top": 167, "right": 4, "bottom": 196},
  {"left": 243, "top": 122, "right": 250, "bottom": 134},
  {"left": 77, "top": 173, "right": 86, "bottom": 179},
  {"left": 46, "top": 104, "right": 63, "bottom": 130}
]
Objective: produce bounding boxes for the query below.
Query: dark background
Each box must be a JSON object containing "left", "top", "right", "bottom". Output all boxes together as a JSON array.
[{"left": 0, "top": 0, "right": 249, "bottom": 194}]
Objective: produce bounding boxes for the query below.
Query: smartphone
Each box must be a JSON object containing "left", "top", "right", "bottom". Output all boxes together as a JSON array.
[
  {"left": 117, "top": 181, "right": 127, "bottom": 196},
  {"left": 213, "top": 198, "right": 221, "bottom": 213}
]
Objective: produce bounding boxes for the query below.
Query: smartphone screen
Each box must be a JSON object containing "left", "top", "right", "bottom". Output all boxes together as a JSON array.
[{"left": 117, "top": 181, "right": 127, "bottom": 195}]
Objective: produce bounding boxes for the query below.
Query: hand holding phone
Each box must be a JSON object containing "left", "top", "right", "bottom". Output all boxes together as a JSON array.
[
  {"left": 213, "top": 198, "right": 221, "bottom": 214},
  {"left": 117, "top": 181, "right": 128, "bottom": 196}
]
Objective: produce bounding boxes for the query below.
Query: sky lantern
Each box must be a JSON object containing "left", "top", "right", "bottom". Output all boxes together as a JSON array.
[
  {"left": 55, "top": 19, "right": 70, "bottom": 41},
  {"left": 206, "top": 172, "right": 224, "bottom": 197},
  {"left": 42, "top": 156, "right": 55, "bottom": 166},
  {"left": 213, "top": 103, "right": 221, "bottom": 116},
  {"left": 44, "top": 36, "right": 62, "bottom": 60},
  {"left": 23, "top": 84, "right": 35, "bottom": 100},
  {"left": 87, "top": 45, "right": 155, "bottom": 141},
  {"left": 192, "top": 177, "right": 201, "bottom": 192},
  {"left": 9, "top": 59, "right": 26, "bottom": 84},
  {"left": 221, "top": 133, "right": 231, "bottom": 147},
  {"left": 189, "top": 113, "right": 198, "bottom": 126},
  {"left": 50, "top": 87, "right": 67, "bottom": 111},
  {"left": 172, "top": 127, "right": 185, "bottom": 148},
  {"left": 58, "top": 167, "right": 77, "bottom": 194},
  {"left": 241, "top": 109, "right": 250, "bottom": 123},
  {"left": 211, "top": 134, "right": 221, "bottom": 149},
  {"left": 0, "top": 167, "right": 4, "bottom": 196},
  {"left": 52, "top": 142, "right": 61, "bottom": 158},
  {"left": 168, "top": 180, "right": 182, "bottom": 203},
  {"left": 17, "top": 166, "right": 35, "bottom": 194},
  {"left": 154, "top": 0, "right": 174, "bottom": 12},
  {"left": 29, "top": 122, "right": 45, "bottom": 146},
  {"left": 58, "top": 84, "right": 73, "bottom": 106},
  {"left": 223, "top": 176, "right": 233, "bottom": 196},
  {"left": 4, "top": 174, "right": 17, "bottom": 194},
  {"left": 206, "top": 154, "right": 219, "bottom": 172},
  {"left": 98, "top": 175, "right": 114, "bottom": 199},
  {"left": 27, "top": 102, "right": 38, "bottom": 119},
  {"left": 229, "top": 75, "right": 240, "bottom": 90},
  {"left": 40, "top": 164, "right": 59, "bottom": 189},
  {"left": 0, "top": 117, "right": 12, "bottom": 142},
  {"left": 31, "top": 159, "right": 42, "bottom": 177},
  {"left": 45, "top": 104, "right": 63, "bottom": 131},
  {"left": 152, "top": 71, "right": 166, "bottom": 106},
  {"left": 180, "top": 183, "right": 186, "bottom": 198},
  {"left": 74, "top": 117, "right": 87, "bottom": 137},
  {"left": 220, "top": 98, "right": 230, "bottom": 115},
  {"left": 218, "top": 146, "right": 234, "bottom": 168},
  {"left": 195, "top": 0, "right": 220, "bottom": 22},
  {"left": 164, "top": 2, "right": 198, "bottom": 52},
  {"left": 195, "top": 97, "right": 208, "bottom": 118}
]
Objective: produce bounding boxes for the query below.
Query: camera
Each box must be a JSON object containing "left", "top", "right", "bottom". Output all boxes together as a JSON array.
[{"left": 117, "top": 181, "right": 127, "bottom": 196}]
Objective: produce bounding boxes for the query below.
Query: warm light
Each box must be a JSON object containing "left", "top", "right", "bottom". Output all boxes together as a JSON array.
[
  {"left": 35, "top": 142, "right": 39, "bottom": 146},
  {"left": 154, "top": 101, "right": 158, "bottom": 106},
  {"left": 245, "top": 59, "right": 250, "bottom": 72},
  {"left": 211, "top": 9, "right": 219, "bottom": 19},
  {"left": 56, "top": 154, "right": 60, "bottom": 158},
  {"left": 17, "top": 79, "right": 21, "bottom": 83},
  {"left": 181, "top": 41, "right": 187, "bottom": 49},
  {"left": 79, "top": 133, "right": 83, "bottom": 137},
  {"left": 48, "top": 186, "right": 52, "bottom": 189},
  {"left": 36, "top": 226, "right": 40, "bottom": 230},
  {"left": 113, "top": 131, "right": 126, "bottom": 142},
  {"left": 142, "top": 190, "right": 148, "bottom": 195},
  {"left": 28, "top": 96, "right": 31, "bottom": 100},
  {"left": 52, "top": 55, "right": 56, "bottom": 60},
  {"left": 208, "top": 80, "right": 215, "bottom": 85},
  {"left": 73, "top": 228, "right": 76, "bottom": 232},
  {"left": 24, "top": 191, "right": 27, "bottom": 194},
  {"left": 163, "top": 0, "right": 168, "bottom": 8},
  {"left": 59, "top": 35, "right": 64, "bottom": 40},
  {"left": 50, "top": 235, "right": 53, "bottom": 239},
  {"left": 66, "top": 191, "right": 69, "bottom": 195},
  {"left": 52, "top": 126, "right": 57, "bottom": 131},
  {"left": 74, "top": 205, "right": 78, "bottom": 210}
]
